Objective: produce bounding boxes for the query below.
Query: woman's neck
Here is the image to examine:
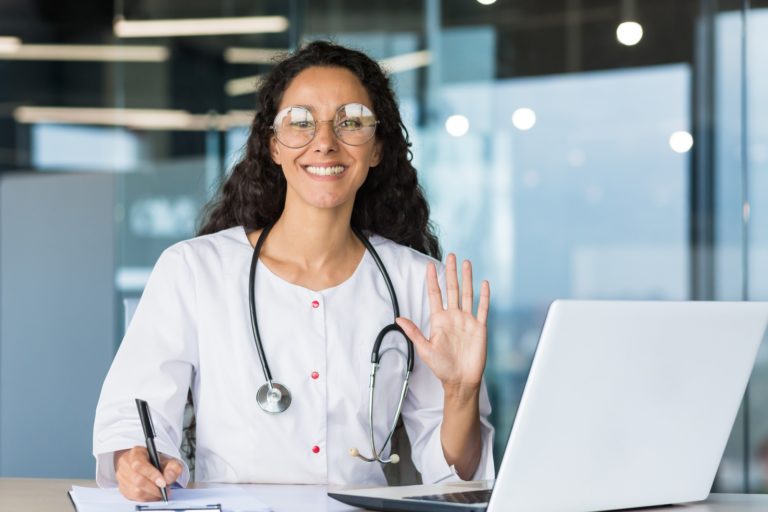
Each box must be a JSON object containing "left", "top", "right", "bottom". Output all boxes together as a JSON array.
[{"left": 265, "top": 202, "right": 360, "bottom": 271}]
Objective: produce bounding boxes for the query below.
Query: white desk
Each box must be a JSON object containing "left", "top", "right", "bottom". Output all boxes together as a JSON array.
[{"left": 2, "top": 478, "right": 768, "bottom": 511}]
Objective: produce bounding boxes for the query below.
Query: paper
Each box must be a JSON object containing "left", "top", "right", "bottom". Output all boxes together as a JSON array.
[{"left": 69, "top": 486, "right": 272, "bottom": 512}]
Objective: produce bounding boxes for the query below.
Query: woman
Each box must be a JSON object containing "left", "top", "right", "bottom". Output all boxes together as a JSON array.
[{"left": 93, "top": 41, "right": 495, "bottom": 501}]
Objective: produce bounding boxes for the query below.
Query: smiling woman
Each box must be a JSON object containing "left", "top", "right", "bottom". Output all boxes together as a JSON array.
[
  {"left": 198, "top": 42, "right": 438, "bottom": 256},
  {"left": 92, "top": 41, "right": 495, "bottom": 502},
  {"left": 268, "top": 67, "right": 382, "bottom": 212}
]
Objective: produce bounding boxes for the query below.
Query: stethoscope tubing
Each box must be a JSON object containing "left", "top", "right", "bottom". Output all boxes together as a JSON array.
[
  {"left": 248, "top": 222, "right": 415, "bottom": 462},
  {"left": 353, "top": 226, "right": 414, "bottom": 373},
  {"left": 248, "top": 222, "right": 276, "bottom": 386},
  {"left": 367, "top": 367, "right": 411, "bottom": 463},
  {"left": 249, "top": 223, "right": 415, "bottom": 382}
]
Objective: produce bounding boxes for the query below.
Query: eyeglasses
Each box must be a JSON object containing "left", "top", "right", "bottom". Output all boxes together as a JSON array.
[{"left": 272, "top": 103, "right": 378, "bottom": 148}]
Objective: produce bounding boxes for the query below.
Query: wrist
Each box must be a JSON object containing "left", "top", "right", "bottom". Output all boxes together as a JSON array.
[
  {"left": 113, "top": 449, "right": 129, "bottom": 470},
  {"left": 442, "top": 381, "right": 481, "bottom": 403}
]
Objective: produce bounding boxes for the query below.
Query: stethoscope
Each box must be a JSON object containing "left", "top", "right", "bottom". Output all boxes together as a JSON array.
[{"left": 248, "top": 222, "right": 414, "bottom": 464}]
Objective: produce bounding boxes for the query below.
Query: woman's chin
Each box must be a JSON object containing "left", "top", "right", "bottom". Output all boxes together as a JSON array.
[
  {"left": 304, "top": 194, "right": 353, "bottom": 211},
  {"left": 285, "top": 184, "right": 359, "bottom": 212}
]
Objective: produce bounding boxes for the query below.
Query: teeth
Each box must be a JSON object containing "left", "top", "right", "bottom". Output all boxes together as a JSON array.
[{"left": 305, "top": 165, "right": 345, "bottom": 176}]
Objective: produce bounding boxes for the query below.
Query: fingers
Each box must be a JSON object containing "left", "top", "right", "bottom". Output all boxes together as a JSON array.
[
  {"left": 428, "top": 254, "right": 489, "bottom": 321},
  {"left": 427, "top": 253, "right": 490, "bottom": 322},
  {"left": 396, "top": 317, "right": 431, "bottom": 358},
  {"left": 477, "top": 280, "right": 490, "bottom": 324},
  {"left": 135, "top": 460, "right": 167, "bottom": 491},
  {"left": 445, "top": 253, "right": 460, "bottom": 309},
  {"left": 115, "top": 445, "right": 172, "bottom": 502},
  {"left": 426, "top": 262, "right": 444, "bottom": 315},
  {"left": 160, "top": 457, "right": 183, "bottom": 500},
  {"left": 461, "top": 260, "right": 473, "bottom": 314}
]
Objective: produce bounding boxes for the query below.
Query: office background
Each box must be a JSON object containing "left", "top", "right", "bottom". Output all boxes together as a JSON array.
[{"left": 1, "top": 0, "right": 767, "bottom": 493}]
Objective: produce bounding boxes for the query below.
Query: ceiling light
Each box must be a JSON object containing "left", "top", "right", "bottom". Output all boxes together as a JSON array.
[
  {"left": 379, "top": 50, "right": 431, "bottom": 74},
  {"left": 445, "top": 115, "right": 469, "bottom": 137},
  {"left": 15, "top": 107, "right": 196, "bottom": 130},
  {"left": 14, "top": 106, "right": 252, "bottom": 131},
  {"left": 223, "top": 47, "right": 286, "bottom": 64},
  {"left": 616, "top": 21, "right": 643, "bottom": 46},
  {"left": 0, "top": 44, "right": 168, "bottom": 62},
  {"left": 225, "top": 75, "right": 264, "bottom": 97},
  {"left": 669, "top": 131, "right": 693, "bottom": 153},
  {"left": 225, "top": 49, "right": 433, "bottom": 97},
  {"left": 114, "top": 16, "right": 289, "bottom": 38},
  {"left": 0, "top": 36, "right": 21, "bottom": 53},
  {"left": 477, "top": 0, "right": 497, "bottom": 4},
  {"left": 512, "top": 108, "right": 536, "bottom": 131}
]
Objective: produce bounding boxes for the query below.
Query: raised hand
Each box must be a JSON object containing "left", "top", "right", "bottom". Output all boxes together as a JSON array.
[{"left": 396, "top": 253, "right": 490, "bottom": 393}]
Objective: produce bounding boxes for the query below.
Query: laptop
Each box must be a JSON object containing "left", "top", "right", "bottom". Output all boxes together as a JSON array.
[{"left": 329, "top": 300, "right": 768, "bottom": 512}]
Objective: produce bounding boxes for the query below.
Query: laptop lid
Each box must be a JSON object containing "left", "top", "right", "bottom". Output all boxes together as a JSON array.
[
  {"left": 329, "top": 300, "right": 768, "bottom": 512},
  {"left": 489, "top": 300, "right": 768, "bottom": 512}
]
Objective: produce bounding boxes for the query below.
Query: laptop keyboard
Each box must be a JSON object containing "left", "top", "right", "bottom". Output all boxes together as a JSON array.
[{"left": 404, "top": 489, "right": 492, "bottom": 504}]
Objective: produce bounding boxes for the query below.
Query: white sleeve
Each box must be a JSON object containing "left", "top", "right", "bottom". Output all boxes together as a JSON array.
[
  {"left": 92, "top": 245, "right": 198, "bottom": 487},
  {"left": 401, "top": 263, "right": 496, "bottom": 483}
]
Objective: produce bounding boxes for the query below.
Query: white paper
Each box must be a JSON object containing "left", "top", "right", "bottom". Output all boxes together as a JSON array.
[{"left": 69, "top": 486, "right": 272, "bottom": 512}]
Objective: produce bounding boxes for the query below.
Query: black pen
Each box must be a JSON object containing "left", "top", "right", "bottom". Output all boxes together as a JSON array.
[{"left": 135, "top": 398, "right": 169, "bottom": 503}]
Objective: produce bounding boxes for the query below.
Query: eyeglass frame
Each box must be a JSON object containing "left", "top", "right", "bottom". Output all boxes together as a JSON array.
[{"left": 270, "top": 103, "right": 379, "bottom": 149}]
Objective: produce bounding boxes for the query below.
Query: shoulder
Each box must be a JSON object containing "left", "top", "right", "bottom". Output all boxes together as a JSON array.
[
  {"left": 365, "top": 234, "right": 443, "bottom": 324},
  {"left": 367, "top": 234, "right": 444, "bottom": 283},
  {"left": 158, "top": 226, "right": 251, "bottom": 269},
  {"left": 368, "top": 234, "right": 438, "bottom": 264}
]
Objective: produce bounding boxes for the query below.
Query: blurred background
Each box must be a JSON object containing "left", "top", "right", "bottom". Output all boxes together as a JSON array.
[{"left": 1, "top": 0, "right": 767, "bottom": 493}]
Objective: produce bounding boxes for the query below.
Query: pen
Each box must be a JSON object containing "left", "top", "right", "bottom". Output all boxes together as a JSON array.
[{"left": 135, "top": 398, "right": 169, "bottom": 503}]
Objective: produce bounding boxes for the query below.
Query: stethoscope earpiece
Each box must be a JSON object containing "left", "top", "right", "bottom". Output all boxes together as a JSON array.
[
  {"left": 248, "top": 223, "right": 414, "bottom": 465},
  {"left": 349, "top": 446, "right": 400, "bottom": 464}
]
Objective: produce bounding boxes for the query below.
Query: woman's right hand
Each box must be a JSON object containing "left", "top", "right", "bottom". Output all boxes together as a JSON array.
[{"left": 114, "top": 446, "right": 184, "bottom": 501}]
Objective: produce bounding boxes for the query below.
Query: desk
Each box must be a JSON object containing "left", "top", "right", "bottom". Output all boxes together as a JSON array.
[{"left": 2, "top": 478, "right": 768, "bottom": 511}]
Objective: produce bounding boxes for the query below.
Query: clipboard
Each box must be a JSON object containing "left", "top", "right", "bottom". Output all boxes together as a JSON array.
[
  {"left": 135, "top": 505, "right": 221, "bottom": 512},
  {"left": 68, "top": 484, "right": 266, "bottom": 512}
]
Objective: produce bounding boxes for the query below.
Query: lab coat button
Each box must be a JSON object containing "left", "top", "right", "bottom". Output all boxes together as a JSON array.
[
  {"left": 312, "top": 445, "right": 320, "bottom": 454},
  {"left": 311, "top": 300, "right": 320, "bottom": 308},
  {"left": 311, "top": 371, "right": 319, "bottom": 380}
]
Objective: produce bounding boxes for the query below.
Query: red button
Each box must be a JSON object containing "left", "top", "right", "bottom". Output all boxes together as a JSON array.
[
  {"left": 312, "top": 445, "right": 320, "bottom": 454},
  {"left": 311, "top": 300, "right": 320, "bottom": 308},
  {"left": 311, "top": 371, "right": 319, "bottom": 380}
]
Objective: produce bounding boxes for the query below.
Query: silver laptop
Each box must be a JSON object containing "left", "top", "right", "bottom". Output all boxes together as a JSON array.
[{"left": 329, "top": 300, "right": 768, "bottom": 512}]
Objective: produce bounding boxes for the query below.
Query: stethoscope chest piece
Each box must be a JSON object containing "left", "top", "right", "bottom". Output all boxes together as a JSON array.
[{"left": 256, "top": 382, "right": 292, "bottom": 413}]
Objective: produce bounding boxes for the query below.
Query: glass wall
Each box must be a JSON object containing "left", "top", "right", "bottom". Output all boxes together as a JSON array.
[
  {"left": 715, "top": 1, "right": 768, "bottom": 493},
  {"left": 1, "top": 0, "right": 767, "bottom": 489}
]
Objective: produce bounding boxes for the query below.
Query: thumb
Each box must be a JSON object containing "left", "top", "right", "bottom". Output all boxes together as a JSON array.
[{"left": 396, "top": 317, "right": 431, "bottom": 359}]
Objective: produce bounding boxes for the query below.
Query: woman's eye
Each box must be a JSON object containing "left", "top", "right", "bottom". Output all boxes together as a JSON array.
[
  {"left": 339, "top": 118, "right": 363, "bottom": 129},
  {"left": 290, "top": 120, "right": 314, "bottom": 129}
]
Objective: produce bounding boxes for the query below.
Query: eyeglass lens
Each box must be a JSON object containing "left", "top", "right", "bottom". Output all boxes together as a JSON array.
[{"left": 273, "top": 103, "right": 377, "bottom": 148}]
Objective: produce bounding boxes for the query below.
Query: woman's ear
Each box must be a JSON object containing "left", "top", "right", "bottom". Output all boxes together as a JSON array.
[
  {"left": 370, "top": 141, "right": 383, "bottom": 168},
  {"left": 270, "top": 136, "right": 282, "bottom": 165}
]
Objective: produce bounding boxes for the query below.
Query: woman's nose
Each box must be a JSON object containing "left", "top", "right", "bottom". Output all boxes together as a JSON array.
[{"left": 312, "top": 120, "right": 338, "bottom": 152}]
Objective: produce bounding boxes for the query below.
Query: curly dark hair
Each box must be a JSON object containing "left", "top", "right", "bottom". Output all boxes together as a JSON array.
[{"left": 197, "top": 40, "right": 441, "bottom": 260}]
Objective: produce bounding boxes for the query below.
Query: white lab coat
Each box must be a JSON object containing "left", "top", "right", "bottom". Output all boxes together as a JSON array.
[{"left": 93, "top": 226, "right": 495, "bottom": 486}]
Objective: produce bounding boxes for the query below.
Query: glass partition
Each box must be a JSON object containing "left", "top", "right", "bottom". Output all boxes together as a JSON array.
[{"left": 2, "top": 0, "right": 768, "bottom": 487}]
